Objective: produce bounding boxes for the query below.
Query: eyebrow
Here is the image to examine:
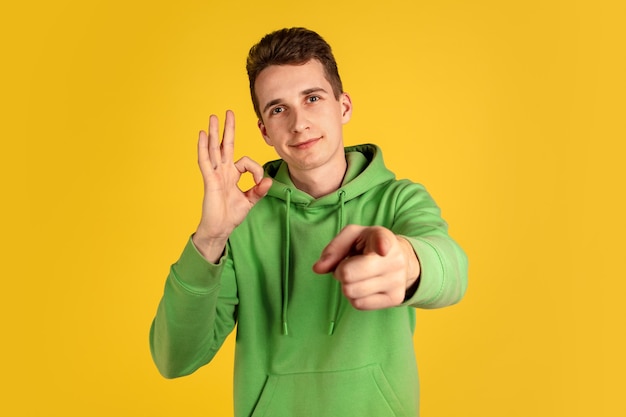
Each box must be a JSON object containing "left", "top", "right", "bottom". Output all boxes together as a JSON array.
[{"left": 261, "top": 87, "right": 329, "bottom": 114}]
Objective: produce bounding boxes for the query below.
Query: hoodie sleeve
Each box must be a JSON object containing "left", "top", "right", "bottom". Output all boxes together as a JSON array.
[
  {"left": 391, "top": 181, "right": 468, "bottom": 309},
  {"left": 149, "top": 237, "right": 238, "bottom": 378}
]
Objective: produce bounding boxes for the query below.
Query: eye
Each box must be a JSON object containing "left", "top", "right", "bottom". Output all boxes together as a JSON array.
[
  {"left": 307, "top": 95, "right": 320, "bottom": 103},
  {"left": 270, "top": 106, "right": 284, "bottom": 115}
]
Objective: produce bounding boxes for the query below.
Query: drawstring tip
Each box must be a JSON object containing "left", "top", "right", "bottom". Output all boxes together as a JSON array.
[
  {"left": 328, "top": 321, "right": 336, "bottom": 335},
  {"left": 282, "top": 321, "right": 289, "bottom": 336}
]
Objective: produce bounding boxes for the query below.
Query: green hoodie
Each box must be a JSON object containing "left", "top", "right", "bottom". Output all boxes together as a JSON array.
[{"left": 150, "top": 144, "right": 468, "bottom": 417}]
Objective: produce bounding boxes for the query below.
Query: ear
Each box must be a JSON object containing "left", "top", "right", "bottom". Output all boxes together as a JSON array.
[
  {"left": 340, "top": 92, "right": 353, "bottom": 124},
  {"left": 257, "top": 119, "right": 273, "bottom": 146}
]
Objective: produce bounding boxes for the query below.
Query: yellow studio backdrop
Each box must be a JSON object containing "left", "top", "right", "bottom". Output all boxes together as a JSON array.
[{"left": 1, "top": 0, "right": 624, "bottom": 416}]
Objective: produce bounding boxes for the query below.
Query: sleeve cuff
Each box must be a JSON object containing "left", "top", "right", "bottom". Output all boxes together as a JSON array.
[
  {"left": 169, "top": 236, "right": 228, "bottom": 294},
  {"left": 400, "top": 236, "right": 446, "bottom": 308}
]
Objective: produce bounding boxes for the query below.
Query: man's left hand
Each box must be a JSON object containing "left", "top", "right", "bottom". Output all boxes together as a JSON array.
[{"left": 313, "top": 225, "right": 421, "bottom": 310}]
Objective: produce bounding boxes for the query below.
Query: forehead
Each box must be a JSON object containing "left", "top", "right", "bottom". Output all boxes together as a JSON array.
[{"left": 254, "top": 59, "right": 331, "bottom": 102}]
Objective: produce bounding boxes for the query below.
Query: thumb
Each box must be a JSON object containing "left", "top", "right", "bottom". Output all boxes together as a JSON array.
[
  {"left": 244, "top": 177, "right": 272, "bottom": 205},
  {"left": 362, "top": 227, "right": 393, "bottom": 257}
]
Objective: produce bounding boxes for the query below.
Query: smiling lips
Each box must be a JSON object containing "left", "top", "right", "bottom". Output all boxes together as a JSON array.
[{"left": 291, "top": 137, "right": 321, "bottom": 150}]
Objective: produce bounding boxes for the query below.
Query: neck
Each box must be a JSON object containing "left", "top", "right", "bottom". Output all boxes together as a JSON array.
[{"left": 288, "top": 157, "right": 347, "bottom": 198}]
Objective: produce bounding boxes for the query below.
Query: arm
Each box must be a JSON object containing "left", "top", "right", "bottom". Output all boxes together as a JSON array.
[
  {"left": 150, "top": 238, "right": 238, "bottom": 378},
  {"left": 313, "top": 182, "right": 467, "bottom": 310},
  {"left": 150, "top": 111, "right": 271, "bottom": 377},
  {"left": 392, "top": 182, "right": 468, "bottom": 309}
]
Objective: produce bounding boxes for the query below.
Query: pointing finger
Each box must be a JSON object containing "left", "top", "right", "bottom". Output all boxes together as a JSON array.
[
  {"left": 312, "top": 225, "right": 366, "bottom": 274},
  {"left": 313, "top": 226, "right": 394, "bottom": 274}
]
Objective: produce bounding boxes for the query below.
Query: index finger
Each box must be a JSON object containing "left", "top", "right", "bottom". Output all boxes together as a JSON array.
[
  {"left": 313, "top": 226, "right": 393, "bottom": 274},
  {"left": 234, "top": 156, "right": 265, "bottom": 185},
  {"left": 312, "top": 225, "right": 366, "bottom": 274}
]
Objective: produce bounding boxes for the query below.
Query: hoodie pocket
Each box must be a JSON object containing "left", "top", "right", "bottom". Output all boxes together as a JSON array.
[{"left": 251, "top": 364, "right": 407, "bottom": 417}]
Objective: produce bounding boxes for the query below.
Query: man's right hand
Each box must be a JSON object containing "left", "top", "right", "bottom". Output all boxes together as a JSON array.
[{"left": 192, "top": 110, "right": 272, "bottom": 263}]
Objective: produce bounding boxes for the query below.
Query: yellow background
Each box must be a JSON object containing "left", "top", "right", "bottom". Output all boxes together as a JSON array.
[{"left": 2, "top": 0, "right": 624, "bottom": 416}]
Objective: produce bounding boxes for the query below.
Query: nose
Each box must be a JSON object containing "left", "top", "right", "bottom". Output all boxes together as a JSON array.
[{"left": 290, "top": 107, "right": 310, "bottom": 133}]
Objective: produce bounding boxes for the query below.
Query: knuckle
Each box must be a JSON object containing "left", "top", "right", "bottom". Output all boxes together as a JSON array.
[
  {"left": 342, "top": 282, "right": 357, "bottom": 299},
  {"left": 351, "top": 297, "right": 367, "bottom": 310},
  {"left": 335, "top": 263, "right": 353, "bottom": 283},
  {"left": 391, "top": 290, "right": 404, "bottom": 306}
]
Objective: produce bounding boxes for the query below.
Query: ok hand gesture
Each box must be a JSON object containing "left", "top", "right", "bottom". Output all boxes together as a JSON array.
[{"left": 193, "top": 110, "right": 272, "bottom": 262}]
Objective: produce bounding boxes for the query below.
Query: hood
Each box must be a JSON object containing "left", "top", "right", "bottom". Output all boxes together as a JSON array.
[
  {"left": 263, "top": 144, "right": 396, "bottom": 204},
  {"left": 261, "top": 144, "right": 396, "bottom": 336}
]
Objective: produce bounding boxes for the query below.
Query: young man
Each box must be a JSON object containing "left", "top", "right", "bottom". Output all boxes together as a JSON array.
[{"left": 150, "top": 27, "right": 468, "bottom": 416}]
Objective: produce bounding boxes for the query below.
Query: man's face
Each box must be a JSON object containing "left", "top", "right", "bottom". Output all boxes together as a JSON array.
[{"left": 255, "top": 59, "right": 352, "bottom": 174}]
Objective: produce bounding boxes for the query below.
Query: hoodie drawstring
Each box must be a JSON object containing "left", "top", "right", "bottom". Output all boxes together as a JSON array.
[
  {"left": 281, "top": 188, "right": 346, "bottom": 336},
  {"left": 282, "top": 188, "right": 292, "bottom": 335},
  {"left": 328, "top": 190, "right": 346, "bottom": 335}
]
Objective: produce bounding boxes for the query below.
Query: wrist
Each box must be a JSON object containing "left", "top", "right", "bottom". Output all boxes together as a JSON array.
[
  {"left": 191, "top": 232, "right": 229, "bottom": 264},
  {"left": 398, "top": 237, "right": 421, "bottom": 290}
]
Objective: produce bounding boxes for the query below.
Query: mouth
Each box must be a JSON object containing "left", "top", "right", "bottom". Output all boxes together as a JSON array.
[{"left": 290, "top": 137, "right": 321, "bottom": 150}]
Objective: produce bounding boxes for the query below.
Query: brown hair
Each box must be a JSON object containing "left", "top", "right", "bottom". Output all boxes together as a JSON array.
[{"left": 246, "top": 27, "right": 344, "bottom": 120}]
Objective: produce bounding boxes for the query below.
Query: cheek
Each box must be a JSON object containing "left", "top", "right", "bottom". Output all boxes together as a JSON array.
[
  {"left": 262, "top": 135, "right": 273, "bottom": 146},
  {"left": 260, "top": 124, "right": 287, "bottom": 148},
  {"left": 324, "top": 111, "right": 345, "bottom": 134}
]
